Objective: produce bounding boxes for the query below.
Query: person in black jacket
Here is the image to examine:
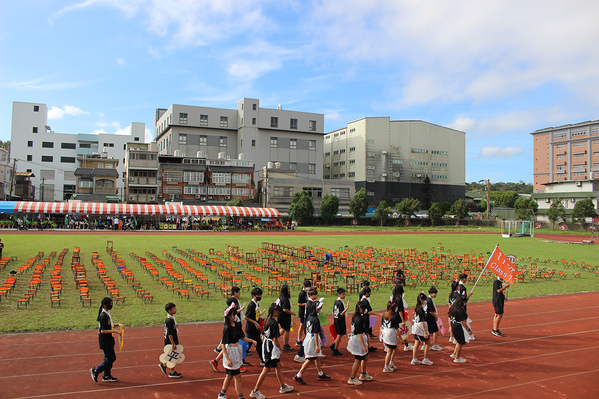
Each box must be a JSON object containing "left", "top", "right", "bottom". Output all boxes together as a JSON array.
[
  {"left": 492, "top": 277, "right": 509, "bottom": 337},
  {"left": 90, "top": 297, "right": 122, "bottom": 383}
]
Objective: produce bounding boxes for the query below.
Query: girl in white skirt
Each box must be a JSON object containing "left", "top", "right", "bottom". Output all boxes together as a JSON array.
[
  {"left": 219, "top": 303, "right": 256, "bottom": 399},
  {"left": 381, "top": 301, "right": 402, "bottom": 372},
  {"left": 293, "top": 296, "right": 331, "bottom": 385},
  {"left": 411, "top": 293, "right": 433, "bottom": 366},
  {"left": 449, "top": 296, "right": 471, "bottom": 363},
  {"left": 347, "top": 301, "right": 373, "bottom": 385}
]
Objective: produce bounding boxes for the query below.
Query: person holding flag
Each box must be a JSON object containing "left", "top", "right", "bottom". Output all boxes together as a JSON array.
[{"left": 492, "top": 277, "right": 509, "bottom": 337}]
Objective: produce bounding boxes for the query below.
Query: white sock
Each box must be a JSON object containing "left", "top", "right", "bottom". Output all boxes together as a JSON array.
[
  {"left": 296, "top": 372, "right": 302, "bottom": 378},
  {"left": 318, "top": 371, "right": 323, "bottom": 376}
]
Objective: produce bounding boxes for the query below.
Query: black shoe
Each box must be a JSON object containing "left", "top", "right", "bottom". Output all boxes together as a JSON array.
[
  {"left": 333, "top": 349, "right": 343, "bottom": 356},
  {"left": 214, "top": 347, "right": 222, "bottom": 354},
  {"left": 90, "top": 368, "right": 98, "bottom": 383},
  {"left": 369, "top": 333, "right": 377, "bottom": 339},
  {"left": 368, "top": 346, "right": 378, "bottom": 352},
  {"left": 329, "top": 344, "right": 336, "bottom": 352},
  {"left": 491, "top": 330, "right": 503, "bottom": 337},
  {"left": 158, "top": 363, "right": 167, "bottom": 375},
  {"left": 296, "top": 340, "right": 302, "bottom": 346},
  {"left": 102, "top": 375, "right": 118, "bottom": 383},
  {"left": 293, "top": 375, "right": 306, "bottom": 385},
  {"left": 282, "top": 345, "right": 293, "bottom": 351},
  {"left": 168, "top": 371, "right": 182, "bottom": 378},
  {"left": 317, "top": 373, "right": 331, "bottom": 381},
  {"left": 242, "top": 360, "right": 251, "bottom": 366}
]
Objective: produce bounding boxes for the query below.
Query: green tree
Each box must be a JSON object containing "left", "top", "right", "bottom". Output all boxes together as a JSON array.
[
  {"left": 546, "top": 198, "right": 566, "bottom": 228},
  {"left": 420, "top": 176, "right": 432, "bottom": 209},
  {"left": 514, "top": 197, "right": 539, "bottom": 220},
  {"left": 349, "top": 188, "right": 369, "bottom": 219},
  {"left": 320, "top": 194, "right": 340, "bottom": 226},
  {"left": 428, "top": 202, "right": 445, "bottom": 226},
  {"left": 496, "top": 191, "right": 519, "bottom": 208},
  {"left": 449, "top": 199, "right": 469, "bottom": 225},
  {"left": 572, "top": 198, "right": 597, "bottom": 224},
  {"left": 0, "top": 140, "right": 10, "bottom": 152},
  {"left": 288, "top": 190, "right": 315, "bottom": 225},
  {"left": 226, "top": 197, "right": 243, "bottom": 207},
  {"left": 396, "top": 198, "right": 420, "bottom": 217},
  {"left": 374, "top": 200, "right": 391, "bottom": 227}
]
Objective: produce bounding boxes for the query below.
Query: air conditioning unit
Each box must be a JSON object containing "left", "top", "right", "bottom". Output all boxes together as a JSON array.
[
  {"left": 129, "top": 177, "right": 134, "bottom": 181},
  {"left": 575, "top": 181, "right": 582, "bottom": 187},
  {"left": 381, "top": 173, "right": 387, "bottom": 177},
  {"left": 149, "top": 196, "right": 155, "bottom": 201},
  {"left": 129, "top": 196, "right": 135, "bottom": 201},
  {"left": 195, "top": 194, "right": 202, "bottom": 199}
]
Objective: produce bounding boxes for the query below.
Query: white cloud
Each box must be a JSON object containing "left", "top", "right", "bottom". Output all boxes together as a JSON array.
[
  {"left": 324, "top": 112, "right": 342, "bottom": 121},
  {"left": 144, "top": 127, "right": 153, "bottom": 142},
  {"left": 116, "top": 57, "right": 126, "bottom": 65},
  {"left": 114, "top": 125, "right": 131, "bottom": 135},
  {"left": 48, "top": 105, "right": 90, "bottom": 120},
  {"left": 474, "top": 145, "right": 523, "bottom": 160},
  {"left": 148, "top": 45, "right": 162, "bottom": 59},
  {"left": 91, "top": 129, "right": 106, "bottom": 135},
  {"left": 447, "top": 117, "right": 476, "bottom": 132},
  {"left": 96, "top": 113, "right": 105, "bottom": 118}
]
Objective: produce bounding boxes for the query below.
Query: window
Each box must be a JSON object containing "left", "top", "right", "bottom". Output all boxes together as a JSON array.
[
  {"left": 288, "top": 139, "right": 297, "bottom": 150},
  {"left": 200, "top": 135, "right": 207, "bottom": 145},
  {"left": 392, "top": 160, "right": 402, "bottom": 164},
  {"left": 309, "top": 140, "right": 316, "bottom": 150},
  {"left": 340, "top": 149, "right": 345, "bottom": 154},
  {"left": 253, "top": 103, "right": 257, "bottom": 110},
  {"left": 349, "top": 160, "right": 356, "bottom": 164},
  {"left": 571, "top": 129, "right": 587, "bottom": 137},
  {"left": 104, "top": 163, "right": 113, "bottom": 169},
  {"left": 33, "top": 105, "right": 39, "bottom": 112},
  {"left": 290, "top": 118, "right": 298, "bottom": 129},
  {"left": 273, "top": 186, "right": 294, "bottom": 197},
  {"left": 79, "top": 181, "right": 92, "bottom": 188},
  {"left": 309, "top": 120, "right": 317, "bottom": 131},
  {"left": 134, "top": 137, "right": 140, "bottom": 141},
  {"left": 232, "top": 173, "right": 249, "bottom": 183},
  {"left": 289, "top": 162, "right": 297, "bottom": 169},
  {"left": 220, "top": 137, "right": 227, "bottom": 147},
  {"left": 331, "top": 188, "right": 350, "bottom": 198},
  {"left": 573, "top": 142, "right": 586, "bottom": 147},
  {"left": 220, "top": 116, "right": 228, "bottom": 128},
  {"left": 61, "top": 157, "right": 76, "bottom": 163},
  {"left": 349, "top": 147, "right": 356, "bottom": 152},
  {"left": 367, "top": 152, "right": 375, "bottom": 156},
  {"left": 592, "top": 126, "right": 599, "bottom": 134},
  {"left": 325, "top": 152, "right": 330, "bottom": 157},
  {"left": 367, "top": 165, "right": 375, "bottom": 169},
  {"left": 574, "top": 153, "right": 586, "bottom": 158},
  {"left": 184, "top": 171, "right": 204, "bottom": 183},
  {"left": 200, "top": 114, "right": 208, "bottom": 126},
  {"left": 411, "top": 148, "right": 428, "bottom": 153},
  {"left": 556, "top": 144, "right": 566, "bottom": 149},
  {"left": 179, "top": 134, "right": 187, "bottom": 145},
  {"left": 164, "top": 170, "right": 183, "bottom": 182},
  {"left": 348, "top": 172, "right": 355, "bottom": 177},
  {"left": 308, "top": 164, "right": 315, "bottom": 174},
  {"left": 28, "top": 141, "right": 33, "bottom": 147},
  {"left": 573, "top": 163, "right": 586, "bottom": 169},
  {"left": 32, "top": 127, "right": 38, "bottom": 133},
  {"left": 27, "top": 155, "right": 32, "bottom": 161},
  {"left": 179, "top": 113, "right": 188, "bottom": 124},
  {"left": 42, "top": 142, "right": 54, "bottom": 148},
  {"left": 252, "top": 139, "right": 256, "bottom": 147},
  {"left": 553, "top": 131, "right": 567, "bottom": 139},
  {"left": 367, "top": 139, "right": 375, "bottom": 144},
  {"left": 211, "top": 172, "right": 231, "bottom": 184},
  {"left": 270, "top": 137, "right": 278, "bottom": 148},
  {"left": 556, "top": 154, "right": 566, "bottom": 159},
  {"left": 271, "top": 117, "right": 278, "bottom": 128},
  {"left": 252, "top": 117, "right": 256, "bottom": 125},
  {"left": 41, "top": 156, "right": 53, "bottom": 162},
  {"left": 334, "top": 150, "right": 339, "bottom": 155},
  {"left": 26, "top": 169, "right": 32, "bottom": 172}
]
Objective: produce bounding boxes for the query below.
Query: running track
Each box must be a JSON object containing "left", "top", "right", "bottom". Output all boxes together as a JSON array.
[{"left": 1, "top": 292, "right": 598, "bottom": 399}]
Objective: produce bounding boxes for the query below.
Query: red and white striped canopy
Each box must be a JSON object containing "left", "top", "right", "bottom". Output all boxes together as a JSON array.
[{"left": 12, "top": 201, "right": 280, "bottom": 218}]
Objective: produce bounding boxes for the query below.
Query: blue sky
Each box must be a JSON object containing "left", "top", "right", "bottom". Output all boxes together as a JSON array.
[{"left": 2, "top": 0, "right": 599, "bottom": 184}]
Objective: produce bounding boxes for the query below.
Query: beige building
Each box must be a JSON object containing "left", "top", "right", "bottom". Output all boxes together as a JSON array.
[
  {"left": 531, "top": 120, "right": 599, "bottom": 192},
  {"left": 124, "top": 143, "right": 159, "bottom": 203},
  {"left": 72, "top": 154, "right": 120, "bottom": 202},
  {"left": 324, "top": 118, "right": 465, "bottom": 203}
]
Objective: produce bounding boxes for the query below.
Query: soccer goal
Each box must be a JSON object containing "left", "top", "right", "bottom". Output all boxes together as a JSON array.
[{"left": 501, "top": 220, "right": 534, "bottom": 238}]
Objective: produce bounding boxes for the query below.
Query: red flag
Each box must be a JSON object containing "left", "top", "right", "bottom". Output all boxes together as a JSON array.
[{"left": 485, "top": 246, "right": 518, "bottom": 285}]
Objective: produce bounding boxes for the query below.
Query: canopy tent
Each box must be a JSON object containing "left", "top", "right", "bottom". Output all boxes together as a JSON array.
[{"left": 0, "top": 201, "right": 280, "bottom": 218}]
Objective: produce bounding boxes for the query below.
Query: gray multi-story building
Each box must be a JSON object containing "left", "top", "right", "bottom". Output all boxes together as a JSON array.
[
  {"left": 10, "top": 101, "right": 147, "bottom": 201},
  {"left": 153, "top": 98, "right": 325, "bottom": 182},
  {"left": 324, "top": 117, "right": 465, "bottom": 203}
]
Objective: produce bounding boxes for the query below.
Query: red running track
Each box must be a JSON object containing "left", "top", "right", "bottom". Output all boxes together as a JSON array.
[{"left": 1, "top": 292, "right": 599, "bottom": 399}]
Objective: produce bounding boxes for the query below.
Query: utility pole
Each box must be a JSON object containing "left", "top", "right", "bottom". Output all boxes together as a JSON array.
[
  {"left": 41, "top": 177, "right": 45, "bottom": 202},
  {"left": 486, "top": 179, "right": 490, "bottom": 219},
  {"left": 9, "top": 158, "right": 16, "bottom": 200}
]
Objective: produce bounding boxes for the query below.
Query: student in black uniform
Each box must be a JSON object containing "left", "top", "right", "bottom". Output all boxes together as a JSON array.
[
  {"left": 293, "top": 288, "right": 317, "bottom": 363},
  {"left": 90, "top": 297, "right": 122, "bottom": 383},
  {"left": 359, "top": 287, "right": 377, "bottom": 351},
  {"left": 296, "top": 280, "right": 311, "bottom": 346},
  {"left": 346, "top": 301, "right": 373, "bottom": 385},
  {"left": 391, "top": 283, "right": 413, "bottom": 352},
  {"left": 457, "top": 273, "right": 475, "bottom": 339},
  {"left": 381, "top": 301, "right": 401, "bottom": 373},
  {"left": 293, "top": 297, "right": 330, "bottom": 385},
  {"left": 278, "top": 285, "right": 295, "bottom": 351},
  {"left": 249, "top": 302, "right": 294, "bottom": 399},
  {"left": 330, "top": 288, "right": 349, "bottom": 356},
  {"left": 210, "top": 287, "right": 248, "bottom": 371},
  {"left": 492, "top": 277, "right": 509, "bottom": 337},
  {"left": 425, "top": 287, "right": 442, "bottom": 351},
  {"left": 159, "top": 302, "right": 182, "bottom": 378},
  {"left": 218, "top": 303, "right": 256, "bottom": 399},
  {"left": 449, "top": 296, "right": 471, "bottom": 363},
  {"left": 448, "top": 279, "right": 460, "bottom": 344},
  {"left": 244, "top": 288, "right": 264, "bottom": 364},
  {"left": 411, "top": 292, "right": 433, "bottom": 366}
]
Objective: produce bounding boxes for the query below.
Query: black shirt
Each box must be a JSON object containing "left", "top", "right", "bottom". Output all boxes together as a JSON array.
[
  {"left": 414, "top": 306, "right": 426, "bottom": 324},
  {"left": 98, "top": 311, "right": 115, "bottom": 349},
  {"left": 492, "top": 279, "right": 505, "bottom": 306},
  {"left": 305, "top": 314, "right": 322, "bottom": 338},
  {"left": 278, "top": 296, "right": 291, "bottom": 324},
  {"left": 262, "top": 318, "right": 280, "bottom": 340},
  {"left": 245, "top": 300, "right": 259, "bottom": 335},
  {"left": 351, "top": 313, "right": 365, "bottom": 335},
  {"left": 450, "top": 307, "right": 468, "bottom": 324},
  {"left": 298, "top": 290, "right": 308, "bottom": 319},
  {"left": 164, "top": 317, "right": 179, "bottom": 346},
  {"left": 382, "top": 312, "right": 401, "bottom": 330},
  {"left": 457, "top": 283, "right": 469, "bottom": 303},
  {"left": 333, "top": 299, "right": 345, "bottom": 321},
  {"left": 222, "top": 320, "right": 245, "bottom": 344}
]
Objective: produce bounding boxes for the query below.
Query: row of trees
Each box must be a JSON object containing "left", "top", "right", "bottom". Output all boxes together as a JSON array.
[
  {"left": 546, "top": 198, "right": 597, "bottom": 227},
  {"left": 466, "top": 180, "right": 533, "bottom": 194}
]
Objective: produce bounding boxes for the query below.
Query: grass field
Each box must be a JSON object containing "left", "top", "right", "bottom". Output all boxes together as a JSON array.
[{"left": 0, "top": 229, "right": 597, "bottom": 334}]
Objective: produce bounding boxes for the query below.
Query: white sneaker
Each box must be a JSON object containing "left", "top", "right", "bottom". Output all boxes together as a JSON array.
[
  {"left": 279, "top": 384, "right": 294, "bottom": 393},
  {"left": 469, "top": 335, "right": 476, "bottom": 341},
  {"left": 449, "top": 337, "right": 456, "bottom": 344},
  {"left": 249, "top": 391, "right": 266, "bottom": 399},
  {"left": 404, "top": 344, "right": 414, "bottom": 351},
  {"left": 347, "top": 377, "right": 362, "bottom": 385},
  {"left": 359, "top": 373, "right": 373, "bottom": 381},
  {"left": 453, "top": 357, "right": 467, "bottom": 363},
  {"left": 431, "top": 345, "right": 443, "bottom": 351},
  {"left": 450, "top": 353, "right": 457, "bottom": 359},
  {"left": 411, "top": 358, "right": 421, "bottom": 365},
  {"left": 389, "top": 364, "right": 397, "bottom": 371},
  {"left": 420, "top": 345, "right": 425, "bottom": 350},
  {"left": 383, "top": 366, "right": 394, "bottom": 373},
  {"left": 293, "top": 355, "right": 305, "bottom": 363},
  {"left": 422, "top": 358, "right": 433, "bottom": 366}
]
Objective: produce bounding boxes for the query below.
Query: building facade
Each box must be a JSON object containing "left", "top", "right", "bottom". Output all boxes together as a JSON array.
[
  {"left": 72, "top": 154, "right": 120, "bottom": 202},
  {"left": 153, "top": 98, "right": 325, "bottom": 182},
  {"left": 324, "top": 118, "right": 465, "bottom": 203},
  {"left": 531, "top": 180, "right": 599, "bottom": 222},
  {"left": 10, "top": 101, "right": 146, "bottom": 201},
  {"left": 531, "top": 120, "right": 599, "bottom": 192},
  {"left": 124, "top": 143, "right": 159, "bottom": 203},
  {"left": 159, "top": 153, "right": 255, "bottom": 203}
]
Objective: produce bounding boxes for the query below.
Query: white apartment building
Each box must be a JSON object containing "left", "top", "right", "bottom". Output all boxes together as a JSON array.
[
  {"left": 532, "top": 179, "right": 599, "bottom": 222},
  {"left": 324, "top": 118, "right": 465, "bottom": 203},
  {"left": 0, "top": 148, "right": 12, "bottom": 199},
  {"left": 10, "top": 101, "right": 146, "bottom": 201},
  {"left": 154, "top": 98, "right": 324, "bottom": 182}
]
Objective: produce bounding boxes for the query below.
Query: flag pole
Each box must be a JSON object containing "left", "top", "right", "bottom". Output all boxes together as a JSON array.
[{"left": 470, "top": 244, "right": 498, "bottom": 294}]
